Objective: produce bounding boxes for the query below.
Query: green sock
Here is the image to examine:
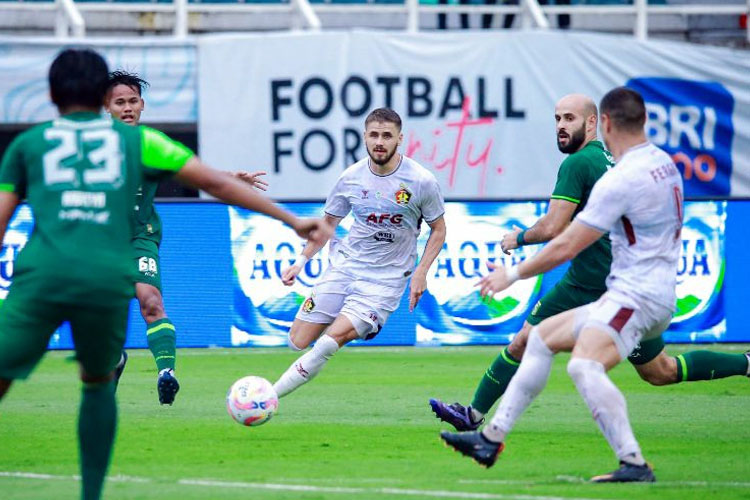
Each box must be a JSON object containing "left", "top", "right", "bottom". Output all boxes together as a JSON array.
[
  {"left": 79, "top": 381, "right": 117, "bottom": 500},
  {"left": 146, "top": 318, "right": 177, "bottom": 372},
  {"left": 470, "top": 347, "right": 520, "bottom": 414},
  {"left": 675, "top": 351, "right": 749, "bottom": 382}
]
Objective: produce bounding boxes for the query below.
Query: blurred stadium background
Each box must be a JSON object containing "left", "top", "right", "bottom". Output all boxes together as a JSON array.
[
  {"left": 1, "top": 3, "right": 749, "bottom": 500},
  {"left": 0, "top": 0, "right": 748, "bottom": 348}
]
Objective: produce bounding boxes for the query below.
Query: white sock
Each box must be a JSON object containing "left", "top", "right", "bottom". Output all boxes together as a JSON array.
[
  {"left": 273, "top": 335, "right": 340, "bottom": 398},
  {"left": 470, "top": 407, "right": 485, "bottom": 423},
  {"left": 567, "top": 357, "right": 645, "bottom": 466},
  {"left": 484, "top": 327, "right": 553, "bottom": 443},
  {"left": 287, "top": 332, "right": 303, "bottom": 351}
]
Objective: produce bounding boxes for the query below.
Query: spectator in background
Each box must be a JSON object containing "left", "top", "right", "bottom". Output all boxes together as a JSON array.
[
  {"left": 438, "top": 0, "right": 471, "bottom": 29},
  {"left": 482, "top": 0, "right": 496, "bottom": 28}
]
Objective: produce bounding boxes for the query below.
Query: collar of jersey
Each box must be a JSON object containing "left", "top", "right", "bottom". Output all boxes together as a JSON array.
[
  {"left": 55, "top": 113, "right": 113, "bottom": 129},
  {"left": 623, "top": 141, "right": 651, "bottom": 155},
  {"left": 60, "top": 111, "right": 103, "bottom": 121},
  {"left": 368, "top": 154, "right": 403, "bottom": 177}
]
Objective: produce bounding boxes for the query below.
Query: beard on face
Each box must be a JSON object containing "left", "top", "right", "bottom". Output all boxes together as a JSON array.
[
  {"left": 368, "top": 144, "right": 397, "bottom": 166},
  {"left": 557, "top": 124, "right": 586, "bottom": 154}
]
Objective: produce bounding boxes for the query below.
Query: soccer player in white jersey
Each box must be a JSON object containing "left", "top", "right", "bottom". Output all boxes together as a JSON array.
[
  {"left": 272, "top": 108, "right": 446, "bottom": 399},
  {"left": 440, "top": 87, "right": 682, "bottom": 483}
]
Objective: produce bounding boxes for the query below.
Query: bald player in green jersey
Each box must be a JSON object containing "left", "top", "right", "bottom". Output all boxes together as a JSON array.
[
  {"left": 104, "top": 70, "right": 268, "bottom": 405},
  {"left": 0, "top": 49, "right": 330, "bottom": 500},
  {"left": 430, "top": 93, "right": 749, "bottom": 431}
]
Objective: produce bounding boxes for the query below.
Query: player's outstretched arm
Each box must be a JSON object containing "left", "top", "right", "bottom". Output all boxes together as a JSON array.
[
  {"left": 281, "top": 214, "right": 341, "bottom": 286},
  {"left": 0, "top": 192, "right": 20, "bottom": 244},
  {"left": 501, "top": 198, "right": 577, "bottom": 254},
  {"left": 176, "top": 158, "right": 331, "bottom": 246},
  {"left": 478, "top": 219, "right": 601, "bottom": 298},
  {"left": 409, "top": 216, "right": 446, "bottom": 311}
]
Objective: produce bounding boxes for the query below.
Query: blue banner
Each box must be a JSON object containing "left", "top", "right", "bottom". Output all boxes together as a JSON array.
[{"left": 0, "top": 200, "right": 741, "bottom": 349}]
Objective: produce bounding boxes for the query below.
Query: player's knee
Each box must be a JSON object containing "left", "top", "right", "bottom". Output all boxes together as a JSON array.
[
  {"left": 567, "top": 357, "right": 603, "bottom": 384},
  {"left": 635, "top": 355, "right": 677, "bottom": 386},
  {"left": 139, "top": 293, "right": 165, "bottom": 322},
  {"left": 79, "top": 370, "right": 114, "bottom": 385},
  {"left": 508, "top": 331, "right": 529, "bottom": 359},
  {"left": 566, "top": 357, "right": 587, "bottom": 383},
  {"left": 287, "top": 332, "right": 303, "bottom": 351},
  {"left": 637, "top": 367, "right": 674, "bottom": 386}
]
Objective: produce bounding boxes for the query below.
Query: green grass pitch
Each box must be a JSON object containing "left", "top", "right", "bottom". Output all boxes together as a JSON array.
[{"left": 1, "top": 345, "right": 749, "bottom": 500}]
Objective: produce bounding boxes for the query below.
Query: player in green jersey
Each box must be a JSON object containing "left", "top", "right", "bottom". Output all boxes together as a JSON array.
[
  {"left": 430, "top": 93, "right": 749, "bottom": 431},
  {"left": 0, "top": 49, "right": 330, "bottom": 500},
  {"left": 105, "top": 71, "right": 267, "bottom": 405}
]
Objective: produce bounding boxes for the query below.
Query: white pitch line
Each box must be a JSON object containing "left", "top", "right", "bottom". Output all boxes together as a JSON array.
[
  {"left": 0, "top": 471, "right": 607, "bottom": 500},
  {"left": 180, "top": 478, "right": 606, "bottom": 500},
  {"left": 6, "top": 470, "right": 750, "bottom": 497}
]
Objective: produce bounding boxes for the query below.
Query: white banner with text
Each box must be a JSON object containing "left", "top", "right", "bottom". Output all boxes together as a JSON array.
[{"left": 198, "top": 31, "right": 750, "bottom": 198}]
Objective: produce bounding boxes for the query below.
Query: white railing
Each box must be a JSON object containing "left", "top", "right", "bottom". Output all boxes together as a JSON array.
[
  {"left": 54, "top": 0, "right": 85, "bottom": 38},
  {"left": 2, "top": 0, "right": 748, "bottom": 42}
]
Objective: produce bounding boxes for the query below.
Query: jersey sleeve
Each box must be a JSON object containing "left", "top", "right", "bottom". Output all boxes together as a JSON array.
[
  {"left": 551, "top": 155, "right": 587, "bottom": 205},
  {"left": 0, "top": 135, "right": 27, "bottom": 197},
  {"left": 140, "top": 126, "right": 194, "bottom": 178},
  {"left": 576, "top": 169, "right": 630, "bottom": 233},
  {"left": 323, "top": 174, "right": 351, "bottom": 218},
  {"left": 420, "top": 175, "right": 445, "bottom": 223}
]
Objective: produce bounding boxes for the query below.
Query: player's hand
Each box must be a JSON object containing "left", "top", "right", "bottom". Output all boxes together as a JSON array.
[
  {"left": 292, "top": 217, "right": 333, "bottom": 247},
  {"left": 234, "top": 170, "right": 269, "bottom": 191},
  {"left": 281, "top": 264, "right": 302, "bottom": 286},
  {"left": 500, "top": 225, "right": 523, "bottom": 255},
  {"left": 409, "top": 269, "right": 428, "bottom": 312},
  {"left": 475, "top": 261, "right": 513, "bottom": 299}
]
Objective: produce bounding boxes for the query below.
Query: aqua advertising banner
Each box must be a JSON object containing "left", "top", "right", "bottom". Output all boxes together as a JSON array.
[
  {"left": 229, "top": 200, "right": 728, "bottom": 347},
  {"left": 0, "top": 200, "right": 737, "bottom": 349}
]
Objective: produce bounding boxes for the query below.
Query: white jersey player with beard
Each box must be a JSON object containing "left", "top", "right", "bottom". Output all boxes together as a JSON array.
[
  {"left": 303, "top": 156, "right": 445, "bottom": 334},
  {"left": 440, "top": 88, "right": 682, "bottom": 483},
  {"left": 272, "top": 109, "right": 446, "bottom": 400}
]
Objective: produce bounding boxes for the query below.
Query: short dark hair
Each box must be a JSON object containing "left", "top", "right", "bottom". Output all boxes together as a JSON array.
[
  {"left": 49, "top": 49, "right": 110, "bottom": 111},
  {"left": 599, "top": 87, "right": 646, "bottom": 134},
  {"left": 107, "top": 70, "right": 150, "bottom": 96},
  {"left": 365, "top": 108, "right": 402, "bottom": 131}
]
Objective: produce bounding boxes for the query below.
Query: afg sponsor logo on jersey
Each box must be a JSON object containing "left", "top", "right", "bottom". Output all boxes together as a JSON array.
[
  {"left": 0, "top": 206, "right": 33, "bottom": 301},
  {"left": 627, "top": 78, "right": 734, "bottom": 197},
  {"left": 667, "top": 201, "right": 726, "bottom": 340}
]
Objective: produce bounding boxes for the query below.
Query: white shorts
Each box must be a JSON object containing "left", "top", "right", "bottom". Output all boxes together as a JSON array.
[
  {"left": 572, "top": 291, "right": 673, "bottom": 360},
  {"left": 295, "top": 267, "right": 405, "bottom": 340}
]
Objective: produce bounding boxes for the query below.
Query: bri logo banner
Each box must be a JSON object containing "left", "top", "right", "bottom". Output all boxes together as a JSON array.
[{"left": 628, "top": 78, "right": 734, "bottom": 197}]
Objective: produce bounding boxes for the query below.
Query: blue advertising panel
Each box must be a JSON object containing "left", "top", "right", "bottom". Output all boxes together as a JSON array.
[
  {"left": 629, "top": 77, "right": 735, "bottom": 197},
  {"left": 0, "top": 200, "right": 742, "bottom": 349}
]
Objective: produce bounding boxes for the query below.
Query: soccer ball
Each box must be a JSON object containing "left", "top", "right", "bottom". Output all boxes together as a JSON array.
[{"left": 226, "top": 376, "right": 279, "bottom": 426}]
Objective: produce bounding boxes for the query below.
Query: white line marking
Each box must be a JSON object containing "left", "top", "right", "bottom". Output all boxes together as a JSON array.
[
  {"left": 459, "top": 479, "right": 556, "bottom": 486},
  {"left": 0, "top": 471, "right": 606, "bottom": 500},
  {"left": 180, "top": 478, "right": 604, "bottom": 500},
  {"left": 4, "top": 470, "right": 749, "bottom": 497}
]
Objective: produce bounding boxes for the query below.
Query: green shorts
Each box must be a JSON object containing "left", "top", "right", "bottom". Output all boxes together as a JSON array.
[
  {"left": 133, "top": 237, "right": 162, "bottom": 291},
  {"left": 527, "top": 279, "right": 666, "bottom": 365},
  {"left": 626, "top": 335, "right": 665, "bottom": 365},
  {"left": 0, "top": 290, "right": 129, "bottom": 380},
  {"left": 527, "top": 279, "right": 605, "bottom": 326}
]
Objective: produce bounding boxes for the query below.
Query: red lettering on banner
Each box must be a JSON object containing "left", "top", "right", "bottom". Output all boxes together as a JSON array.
[{"left": 406, "top": 96, "right": 504, "bottom": 196}]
